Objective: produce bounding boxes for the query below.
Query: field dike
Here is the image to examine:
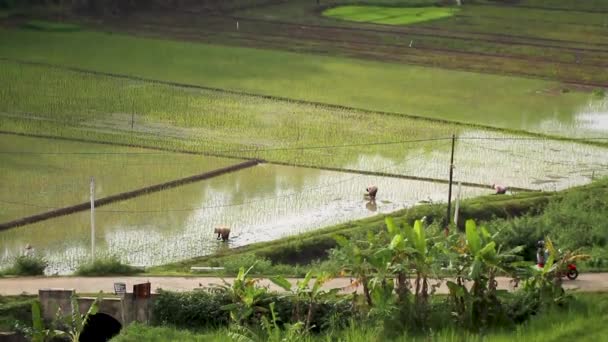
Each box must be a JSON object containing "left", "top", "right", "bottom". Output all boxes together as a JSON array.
[{"left": 0, "top": 159, "right": 260, "bottom": 231}]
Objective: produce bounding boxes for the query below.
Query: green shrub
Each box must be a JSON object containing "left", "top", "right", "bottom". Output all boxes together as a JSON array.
[
  {"left": 5, "top": 255, "right": 47, "bottom": 276},
  {"left": 152, "top": 290, "right": 231, "bottom": 329},
  {"left": 490, "top": 215, "right": 546, "bottom": 261},
  {"left": 75, "top": 256, "right": 138, "bottom": 276},
  {"left": 151, "top": 289, "right": 353, "bottom": 332}
]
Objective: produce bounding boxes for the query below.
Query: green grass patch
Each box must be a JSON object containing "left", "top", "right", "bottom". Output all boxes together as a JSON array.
[
  {"left": 0, "top": 29, "right": 594, "bottom": 136},
  {"left": 75, "top": 256, "right": 139, "bottom": 276},
  {"left": 22, "top": 20, "right": 80, "bottom": 32},
  {"left": 324, "top": 5, "right": 459, "bottom": 26}
]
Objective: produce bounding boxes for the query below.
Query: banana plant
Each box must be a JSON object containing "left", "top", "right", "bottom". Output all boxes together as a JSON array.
[
  {"left": 270, "top": 271, "right": 339, "bottom": 331},
  {"left": 229, "top": 302, "right": 304, "bottom": 342},
  {"left": 446, "top": 220, "right": 522, "bottom": 330},
  {"left": 30, "top": 300, "right": 64, "bottom": 342},
  {"left": 332, "top": 234, "right": 374, "bottom": 306},
  {"left": 62, "top": 294, "right": 100, "bottom": 342},
  {"left": 30, "top": 293, "right": 101, "bottom": 342},
  {"left": 219, "top": 263, "right": 269, "bottom": 325}
]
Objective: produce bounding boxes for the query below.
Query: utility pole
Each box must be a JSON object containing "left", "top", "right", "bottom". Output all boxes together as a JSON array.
[
  {"left": 131, "top": 112, "right": 134, "bottom": 130},
  {"left": 90, "top": 176, "right": 95, "bottom": 261},
  {"left": 446, "top": 134, "right": 456, "bottom": 233}
]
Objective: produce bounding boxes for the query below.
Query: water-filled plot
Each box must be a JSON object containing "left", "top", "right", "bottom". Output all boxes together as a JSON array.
[{"left": 0, "top": 162, "right": 487, "bottom": 274}]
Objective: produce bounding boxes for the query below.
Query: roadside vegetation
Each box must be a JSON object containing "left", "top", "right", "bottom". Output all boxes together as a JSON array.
[
  {"left": 2, "top": 255, "right": 47, "bottom": 277},
  {"left": 74, "top": 256, "right": 139, "bottom": 276},
  {"left": 114, "top": 292, "right": 608, "bottom": 341}
]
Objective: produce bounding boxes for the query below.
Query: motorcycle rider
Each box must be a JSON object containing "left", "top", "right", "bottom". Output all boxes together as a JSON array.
[{"left": 536, "top": 240, "right": 549, "bottom": 267}]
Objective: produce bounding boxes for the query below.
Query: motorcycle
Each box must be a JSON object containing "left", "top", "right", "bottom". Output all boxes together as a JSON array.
[{"left": 537, "top": 262, "right": 579, "bottom": 280}]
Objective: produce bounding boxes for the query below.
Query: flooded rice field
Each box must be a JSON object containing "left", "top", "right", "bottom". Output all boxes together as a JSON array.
[
  {"left": 1, "top": 132, "right": 607, "bottom": 274},
  {"left": 0, "top": 162, "right": 486, "bottom": 274}
]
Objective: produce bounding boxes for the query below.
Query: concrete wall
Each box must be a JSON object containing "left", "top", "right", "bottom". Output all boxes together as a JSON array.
[{"left": 38, "top": 289, "right": 153, "bottom": 325}]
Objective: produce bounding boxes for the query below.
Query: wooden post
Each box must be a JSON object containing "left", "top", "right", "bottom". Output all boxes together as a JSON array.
[
  {"left": 90, "top": 177, "right": 95, "bottom": 260},
  {"left": 446, "top": 134, "right": 456, "bottom": 233}
]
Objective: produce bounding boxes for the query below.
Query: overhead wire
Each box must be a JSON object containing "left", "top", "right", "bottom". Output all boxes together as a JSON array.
[{"left": 0, "top": 136, "right": 452, "bottom": 156}]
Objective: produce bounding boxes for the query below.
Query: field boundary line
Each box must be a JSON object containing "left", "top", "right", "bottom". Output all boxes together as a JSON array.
[
  {"left": 3, "top": 58, "right": 607, "bottom": 148},
  {"left": 0, "top": 159, "right": 260, "bottom": 231}
]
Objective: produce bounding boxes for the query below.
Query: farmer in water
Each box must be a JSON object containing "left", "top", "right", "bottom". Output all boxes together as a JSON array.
[
  {"left": 366, "top": 185, "right": 378, "bottom": 201},
  {"left": 492, "top": 184, "right": 507, "bottom": 195},
  {"left": 214, "top": 226, "right": 231, "bottom": 242}
]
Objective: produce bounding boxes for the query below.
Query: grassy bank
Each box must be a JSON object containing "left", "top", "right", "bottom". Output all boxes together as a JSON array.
[
  {"left": 112, "top": 292, "right": 608, "bottom": 341},
  {"left": 0, "top": 29, "right": 593, "bottom": 134}
]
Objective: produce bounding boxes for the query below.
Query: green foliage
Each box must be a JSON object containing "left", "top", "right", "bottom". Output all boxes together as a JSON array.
[
  {"left": 75, "top": 256, "right": 139, "bottom": 276},
  {"left": 152, "top": 290, "right": 231, "bottom": 329},
  {"left": 0, "top": 295, "right": 34, "bottom": 331},
  {"left": 490, "top": 179, "right": 608, "bottom": 260},
  {"left": 5, "top": 255, "right": 47, "bottom": 276},
  {"left": 151, "top": 288, "right": 352, "bottom": 334},
  {"left": 27, "top": 294, "right": 101, "bottom": 342}
]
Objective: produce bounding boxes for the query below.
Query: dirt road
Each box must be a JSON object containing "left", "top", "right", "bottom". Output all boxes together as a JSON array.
[{"left": 1, "top": 273, "right": 607, "bottom": 296}]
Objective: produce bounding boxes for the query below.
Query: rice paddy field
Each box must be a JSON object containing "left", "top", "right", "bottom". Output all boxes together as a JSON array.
[
  {"left": 0, "top": 151, "right": 488, "bottom": 274},
  {"left": 0, "top": 30, "right": 604, "bottom": 137},
  {"left": 1, "top": 0, "right": 607, "bottom": 273}
]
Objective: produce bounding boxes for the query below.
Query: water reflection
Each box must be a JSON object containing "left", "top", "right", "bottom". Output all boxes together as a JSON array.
[
  {"left": 574, "top": 98, "right": 608, "bottom": 132},
  {"left": 539, "top": 97, "right": 608, "bottom": 137}
]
